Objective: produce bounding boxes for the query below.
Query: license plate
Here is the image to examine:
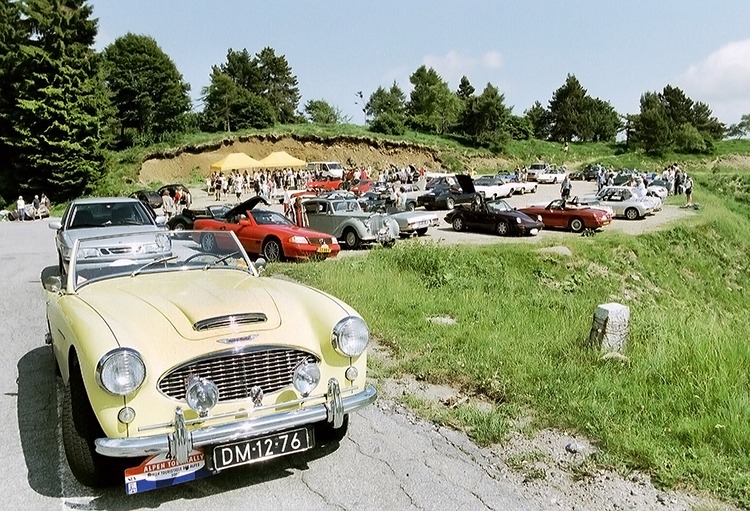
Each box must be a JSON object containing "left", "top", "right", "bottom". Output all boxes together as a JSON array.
[
  {"left": 212, "top": 427, "right": 313, "bottom": 471},
  {"left": 317, "top": 243, "right": 331, "bottom": 253}
]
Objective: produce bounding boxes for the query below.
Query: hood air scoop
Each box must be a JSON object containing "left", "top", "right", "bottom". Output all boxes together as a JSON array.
[{"left": 193, "top": 313, "right": 267, "bottom": 331}]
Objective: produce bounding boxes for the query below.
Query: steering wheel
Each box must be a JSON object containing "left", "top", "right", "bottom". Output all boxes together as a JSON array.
[{"left": 185, "top": 253, "right": 227, "bottom": 265}]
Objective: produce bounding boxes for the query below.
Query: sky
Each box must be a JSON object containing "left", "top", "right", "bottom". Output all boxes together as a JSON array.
[{"left": 90, "top": 0, "right": 750, "bottom": 127}]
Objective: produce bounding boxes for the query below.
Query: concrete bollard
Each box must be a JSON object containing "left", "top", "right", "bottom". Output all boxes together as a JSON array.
[{"left": 588, "top": 303, "right": 630, "bottom": 355}]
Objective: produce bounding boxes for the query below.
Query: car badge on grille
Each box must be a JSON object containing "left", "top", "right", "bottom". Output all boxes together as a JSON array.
[
  {"left": 217, "top": 334, "right": 259, "bottom": 345},
  {"left": 250, "top": 386, "right": 264, "bottom": 407}
]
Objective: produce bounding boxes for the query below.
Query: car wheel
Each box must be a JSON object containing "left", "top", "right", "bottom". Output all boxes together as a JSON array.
[
  {"left": 451, "top": 216, "right": 465, "bottom": 231},
  {"left": 625, "top": 207, "right": 639, "bottom": 220},
  {"left": 532, "top": 185, "right": 538, "bottom": 193},
  {"left": 62, "top": 359, "right": 131, "bottom": 487},
  {"left": 569, "top": 217, "right": 585, "bottom": 233},
  {"left": 344, "top": 229, "right": 361, "bottom": 249},
  {"left": 406, "top": 202, "right": 416, "bottom": 211},
  {"left": 416, "top": 227, "right": 428, "bottom": 236},
  {"left": 58, "top": 251, "right": 65, "bottom": 275},
  {"left": 314, "top": 415, "right": 350, "bottom": 445},
  {"left": 172, "top": 220, "right": 187, "bottom": 231},
  {"left": 446, "top": 198, "right": 455, "bottom": 210},
  {"left": 508, "top": 189, "right": 515, "bottom": 197},
  {"left": 201, "top": 232, "right": 216, "bottom": 251},
  {"left": 262, "top": 238, "right": 283, "bottom": 262},
  {"left": 495, "top": 220, "right": 510, "bottom": 236}
]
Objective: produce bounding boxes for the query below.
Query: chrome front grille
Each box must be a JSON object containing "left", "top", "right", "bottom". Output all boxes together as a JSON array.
[
  {"left": 158, "top": 347, "right": 317, "bottom": 402},
  {"left": 193, "top": 313, "right": 267, "bottom": 331}
]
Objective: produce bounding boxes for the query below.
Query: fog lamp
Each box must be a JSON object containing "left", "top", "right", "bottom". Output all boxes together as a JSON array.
[
  {"left": 118, "top": 406, "right": 136, "bottom": 424},
  {"left": 293, "top": 360, "right": 321, "bottom": 396},
  {"left": 185, "top": 376, "right": 219, "bottom": 416},
  {"left": 345, "top": 366, "right": 359, "bottom": 382},
  {"left": 516, "top": 217, "right": 522, "bottom": 224}
]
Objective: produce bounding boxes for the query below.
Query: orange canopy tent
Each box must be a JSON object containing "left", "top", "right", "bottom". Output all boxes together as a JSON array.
[
  {"left": 210, "top": 152, "right": 261, "bottom": 171},
  {"left": 257, "top": 151, "right": 306, "bottom": 168}
]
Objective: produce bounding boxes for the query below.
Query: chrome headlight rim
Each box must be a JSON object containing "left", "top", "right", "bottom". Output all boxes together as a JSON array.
[
  {"left": 332, "top": 316, "right": 370, "bottom": 357},
  {"left": 185, "top": 375, "right": 219, "bottom": 416},
  {"left": 95, "top": 347, "right": 146, "bottom": 396},
  {"left": 293, "top": 359, "right": 321, "bottom": 396}
]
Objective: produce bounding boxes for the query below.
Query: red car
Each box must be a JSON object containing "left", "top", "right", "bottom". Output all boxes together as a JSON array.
[
  {"left": 350, "top": 179, "right": 376, "bottom": 196},
  {"left": 193, "top": 197, "right": 340, "bottom": 261},
  {"left": 307, "top": 177, "right": 344, "bottom": 192},
  {"left": 518, "top": 199, "right": 611, "bottom": 233}
]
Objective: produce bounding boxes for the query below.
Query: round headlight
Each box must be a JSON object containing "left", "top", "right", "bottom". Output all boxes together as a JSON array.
[
  {"left": 293, "top": 360, "right": 321, "bottom": 396},
  {"left": 185, "top": 376, "right": 219, "bottom": 416},
  {"left": 516, "top": 216, "right": 522, "bottom": 224},
  {"left": 332, "top": 316, "right": 369, "bottom": 357},
  {"left": 96, "top": 348, "right": 146, "bottom": 396}
]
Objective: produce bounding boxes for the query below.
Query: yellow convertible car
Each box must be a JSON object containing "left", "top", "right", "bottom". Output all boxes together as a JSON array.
[{"left": 42, "top": 230, "right": 376, "bottom": 494}]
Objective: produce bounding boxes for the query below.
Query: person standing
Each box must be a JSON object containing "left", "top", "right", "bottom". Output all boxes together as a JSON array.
[
  {"left": 282, "top": 187, "right": 291, "bottom": 218},
  {"left": 16, "top": 195, "right": 25, "bottom": 221},
  {"left": 161, "top": 189, "right": 174, "bottom": 220},
  {"left": 684, "top": 174, "right": 694, "bottom": 207},
  {"left": 32, "top": 195, "right": 41, "bottom": 220},
  {"left": 560, "top": 175, "right": 572, "bottom": 203},
  {"left": 293, "top": 197, "right": 308, "bottom": 227}
]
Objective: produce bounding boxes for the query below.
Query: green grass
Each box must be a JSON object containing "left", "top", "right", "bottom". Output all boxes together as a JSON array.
[{"left": 272, "top": 188, "right": 750, "bottom": 507}]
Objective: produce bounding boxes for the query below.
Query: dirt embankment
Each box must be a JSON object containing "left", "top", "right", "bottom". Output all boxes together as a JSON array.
[{"left": 139, "top": 133, "right": 459, "bottom": 184}]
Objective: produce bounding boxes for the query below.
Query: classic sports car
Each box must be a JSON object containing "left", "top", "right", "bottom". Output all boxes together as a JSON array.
[
  {"left": 42, "top": 230, "right": 375, "bottom": 493},
  {"left": 306, "top": 177, "right": 344, "bottom": 192},
  {"left": 49, "top": 197, "right": 167, "bottom": 274},
  {"left": 518, "top": 199, "right": 612, "bottom": 232},
  {"left": 417, "top": 174, "right": 481, "bottom": 210},
  {"left": 168, "top": 204, "right": 231, "bottom": 230},
  {"left": 472, "top": 175, "right": 515, "bottom": 200},
  {"left": 304, "top": 197, "right": 400, "bottom": 249},
  {"left": 193, "top": 197, "right": 339, "bottom": 261},
  {"left": 389, "top": 209, "right": 439, "bottom": 236},
  {"left": 445, "top": 199, "right": 544, "bottom": 236},
  {"left": 579, "top": 186, "right": 657, "bottom": 220}
]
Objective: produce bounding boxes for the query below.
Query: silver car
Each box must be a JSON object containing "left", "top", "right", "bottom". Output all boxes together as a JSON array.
[
  {"left": 304, "top": 197, "right": 399, "bottom": 249},
  {"left": 49, "top": 197, "right": 166, "bottom": 273},
  {"left": 579, "top": 186, "right": 655, "bottom": 220}
]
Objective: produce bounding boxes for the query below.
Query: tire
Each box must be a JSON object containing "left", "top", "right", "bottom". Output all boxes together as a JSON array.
[
  {"left": 416, "top": 227, "right": 428, "bottom": 236},
  {"left": 495, "top": 220, "right": 510, "bottom": 236},
  {"left": 625, "top": 207, "right": 639, "bottom": 220},
  {"left": 569, "top": 217, "right": 585, "bottom": 233},
  {"left": 344, "top": 229, "right": 361, "bottom": 249},
  {"left": 451, "top": 216, "right": 465, "bottom": 232},
  {"left": 201, "top": 232, "right": 216, "bottom": 251},
  {"left": 172, "top": 220, "right": 187, "bottom": 231},
  {"left": 406, "top": 201, "right": 416, "bottom": 212},
  {"left": 58, "top": 251, "right": 65, "bottom": 275},
  {"left": 62, "top": 360, "right": 130, "bottom": 487},
  {"left": 508, "top": 189, "right": 515, "bottom": 197},
  {"left": 532, "top": 185, "right": 538, "bottom": 193},
  {"left": 314, "top": 415, "right": 350, "bottom": 446},
  {"left": 446, "top": 197, "right": 455, "bottom": 210},
  {"left": 262, "top": 238, "right": 283, "bottom": 262}
]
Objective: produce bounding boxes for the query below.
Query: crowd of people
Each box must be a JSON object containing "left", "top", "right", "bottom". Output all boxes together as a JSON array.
[{"left": 1, "top": 193, "right": 51, "bottom": 221}]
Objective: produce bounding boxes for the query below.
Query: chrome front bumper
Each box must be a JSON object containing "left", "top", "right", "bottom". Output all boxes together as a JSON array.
[{"left": 95, "top": 380, "right": 377, "bottom": 463}]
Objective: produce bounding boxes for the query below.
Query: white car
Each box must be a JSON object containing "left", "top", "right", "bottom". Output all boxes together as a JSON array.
[
  {"left": 579, "top": 186, "right": 655, "bottom": 219},
  {"left": 537, "top": 167, "right": 568, "bottom": 184},
  {"left": 473, "top": 175, "right": 515, "bottom": 199},
  {"left": 526, "top": 162, "right": 550, "bottom": 181}
]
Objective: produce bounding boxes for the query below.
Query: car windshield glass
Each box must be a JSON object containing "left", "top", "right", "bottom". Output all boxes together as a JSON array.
[
  {"left": 251, "top": 210, "right": 294, "bottom": 225},
  {"left": 208, "top": 205, "right": 230, "bottom": 217},
  {"left": 487, "top": 201, "right": 511, "bottom": 213},
  {"left": 69, "top": 202, "right": 153, "bottom": 229},
  {"left": 69, "top": 230, "right": 255, "bottom": 291}
]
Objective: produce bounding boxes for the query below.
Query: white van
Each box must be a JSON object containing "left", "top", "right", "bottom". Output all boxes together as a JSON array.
[{"left": 307, "top": 161, "right": 344, "bottom": 179}]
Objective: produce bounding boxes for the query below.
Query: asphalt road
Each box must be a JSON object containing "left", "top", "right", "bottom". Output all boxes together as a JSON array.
[{"left": 1, "top": 218, "right": 543, "bottom": 510}]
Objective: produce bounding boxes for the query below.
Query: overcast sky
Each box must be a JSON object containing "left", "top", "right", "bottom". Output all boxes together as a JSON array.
[{"left": 90, "top": 0, "right": 750, "bottom": 126}]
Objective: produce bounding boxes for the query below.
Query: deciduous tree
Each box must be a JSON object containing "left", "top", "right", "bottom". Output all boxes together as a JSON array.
[{"left": 304, "top": 99, "right": 345, "bottom": 124}]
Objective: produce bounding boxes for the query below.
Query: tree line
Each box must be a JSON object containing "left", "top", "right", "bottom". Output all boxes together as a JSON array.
[{"left": 0, "top": 0, "right": 739, "bottom": 204}]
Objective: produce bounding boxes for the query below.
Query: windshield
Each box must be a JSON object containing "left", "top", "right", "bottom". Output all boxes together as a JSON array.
[
  {"left": 487, "top": 200, "right": 512, "bottom": 213},
  {"left": 332, "top": 200, "right": 363, "bottom": 213},
  {"left": 250, "top": 210, "right": 294, "bottom": 226},
  {"left": 67, "top": 201, "right": 154, "bottom": 229},
  {"left": 69, "top": 230, "right": 255, "bottom": 291}
]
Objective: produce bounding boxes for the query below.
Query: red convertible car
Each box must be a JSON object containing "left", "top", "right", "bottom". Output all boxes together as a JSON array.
[
  {"left": 518, "top": 199, "right": 611, "bottom": 233},
  {"left": 193, "top": 197, "right": 340, "bottom": 261},
  {"left": 306, "top": 177, "right": 344, "bottom": 192}
]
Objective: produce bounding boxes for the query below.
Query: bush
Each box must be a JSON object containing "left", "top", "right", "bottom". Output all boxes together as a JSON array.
[{"left": 369, "top": 113, "right": 406, "bottom": 136}]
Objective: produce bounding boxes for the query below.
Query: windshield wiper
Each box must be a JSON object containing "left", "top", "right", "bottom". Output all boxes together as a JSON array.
[
  {"left": 203, "top": 251, "right": 240, "bottom": 270},
  {"left": 131, "top": 255, "right": 178, "bottom": 277}
]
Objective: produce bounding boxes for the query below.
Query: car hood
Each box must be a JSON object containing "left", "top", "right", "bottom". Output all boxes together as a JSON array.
[
  {"left": 76, "top": 271, "right": 353, "bottom": 355},
  {"left": 225, "top": 196, "right": 269, "bottom": 218},
  {"left": 454, "top": 174, "right": 476, "bottom": 194},
  {"left": 62, "top": 225, "right": 162, "bottom": 247}
]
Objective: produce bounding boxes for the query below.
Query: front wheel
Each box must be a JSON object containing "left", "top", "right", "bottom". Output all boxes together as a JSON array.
[
  {"left": 416, "top": 227, "right": 428, "bottom": 236},
  {"left": 262, "top": 238, "right": 283, "bottom": 262},
  {"left": 495, "top": 220, "right": 510, "bottom": 236},
  {"left": 451, "top": 216, "right": 465, "bottom": 232},
  {"left": 344, "top": 229, "right": 361, "bottom": 249},
  {"left": 569, "top": 217, "right": 584, "bottom": 233},
  {"left": 445, "top": 198, "right": 455, "bottom": 210},
  {"left": 625, "top": 207, "right": 639, "bottom": 220},
  {"left": 172, "top": 220, "right": 187, "bottom": 231},
  {"left": 406, "top": 201, "right": 416, "bottom": 212}
]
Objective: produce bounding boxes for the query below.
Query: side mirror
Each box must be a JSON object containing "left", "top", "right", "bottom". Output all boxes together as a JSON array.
[
  {"left": 48, "top": 220, "right": 61, "bottom": 230},
  {"left": 254, "top": 257, "right": 267, "bottom": 274},
  {"left": 154, "top": 215, "right": 167, "bottom": 226}
]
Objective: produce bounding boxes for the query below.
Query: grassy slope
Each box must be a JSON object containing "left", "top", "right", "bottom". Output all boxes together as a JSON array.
[{"left": 271, "top": 190, "right": 750, "bottom": 506}]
